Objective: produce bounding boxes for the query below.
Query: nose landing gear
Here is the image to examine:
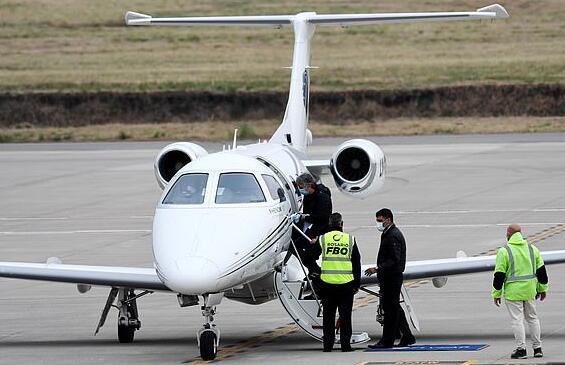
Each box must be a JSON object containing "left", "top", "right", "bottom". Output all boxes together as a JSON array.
[{"left": 197, "top": 293, "right": 223, "bottom": 360}]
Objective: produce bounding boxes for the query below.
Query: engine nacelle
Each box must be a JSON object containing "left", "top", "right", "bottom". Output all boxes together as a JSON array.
[
  {"left": 154, "top": 142, "right": 208, "bottom": 189},
  {"left": 330, "top": 139, "right": 386, "bottom": 198}
]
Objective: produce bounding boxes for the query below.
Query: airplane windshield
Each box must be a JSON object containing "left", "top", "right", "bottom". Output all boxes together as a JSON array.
[
  {"left": 215, "top": 173, "right": 266, "bottom": 204},
  {"left": 162, "top": 173, "right": 208, "bottom": 205}
]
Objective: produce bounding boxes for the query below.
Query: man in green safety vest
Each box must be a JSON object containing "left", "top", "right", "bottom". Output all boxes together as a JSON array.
[
  {"left": 492, "top": 224, "right": 549, "bottom": 359},
  {"left": 317, "top": 212, "right": 361, "bottom": 352}
]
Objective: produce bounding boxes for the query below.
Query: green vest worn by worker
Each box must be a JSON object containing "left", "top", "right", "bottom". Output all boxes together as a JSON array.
[
  {"left": 491, "top": 232, "right": 548, "bottom": 301},
  {"left": 320, "top": 230, "right": 355, "bottom": 285}
]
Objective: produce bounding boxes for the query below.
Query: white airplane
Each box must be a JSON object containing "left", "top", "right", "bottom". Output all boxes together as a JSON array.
[{"left": 3, "top": 3, "right": 565, "bottom": 361}]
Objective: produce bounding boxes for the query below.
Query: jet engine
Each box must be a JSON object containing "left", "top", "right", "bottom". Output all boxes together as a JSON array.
[
  {"left": 154, "top": 142, "right": 208, "bottom": 189},
  {"left": 329, "top": 139, "right": 386, "bottom": 198}
]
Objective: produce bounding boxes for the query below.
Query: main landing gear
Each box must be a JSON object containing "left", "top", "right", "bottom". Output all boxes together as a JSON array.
[
  {"left": 197, "top": 293, "right": 223, "bottom": 360},
  {"left": 117, "top": 289, "right": 142, "bottom": 343},
  {"left": 94, "top": 288, "right": 151, "bottom": 344}
]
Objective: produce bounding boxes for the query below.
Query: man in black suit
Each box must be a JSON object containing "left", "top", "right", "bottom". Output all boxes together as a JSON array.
[{"left": 365, "top": 208, "right": 416, "bottom": 348}]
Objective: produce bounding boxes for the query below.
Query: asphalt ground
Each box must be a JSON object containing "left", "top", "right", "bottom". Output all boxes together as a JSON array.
[{"left": 1, "top": 133, "right": 565, "bottom": 365}]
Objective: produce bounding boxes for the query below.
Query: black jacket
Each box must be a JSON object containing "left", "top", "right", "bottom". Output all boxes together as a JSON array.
[
  {"left": 302, "top": 185, "right": 332, "bottom": 237},
  {"left": 377, "top": 224, "right": 406, "bottom": 275}
]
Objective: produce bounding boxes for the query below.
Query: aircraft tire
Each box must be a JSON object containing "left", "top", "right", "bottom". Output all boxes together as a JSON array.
[
  {"left": 199, "top": 331, "right": 217, "bottom": 360},
  {"left": 118, "top": 324, "right": 135, "bottom": 343}
]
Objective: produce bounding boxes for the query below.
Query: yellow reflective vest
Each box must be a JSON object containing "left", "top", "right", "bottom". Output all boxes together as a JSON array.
[
  {"left": 492, "top": 232, "right": 548, "bottom": 301},
  {"left": 320, "top": 230, "right": 355, "bottom": 284}
]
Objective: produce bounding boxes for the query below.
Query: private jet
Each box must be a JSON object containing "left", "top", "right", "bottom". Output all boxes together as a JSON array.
[{"left": 3, "top": 4, "right": 565, "bottom": 361}]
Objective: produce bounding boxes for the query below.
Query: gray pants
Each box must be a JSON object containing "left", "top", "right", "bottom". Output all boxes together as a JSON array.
[{"left": 505, "top": 299, "right": 542, "bottom": 350}]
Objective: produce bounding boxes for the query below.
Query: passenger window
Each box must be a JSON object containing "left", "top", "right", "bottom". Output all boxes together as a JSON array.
[
  {"left": 215, "top": 173, "right": 266, "bottom": 204},
  {"left": 162, "top": 174, "right": 208, "bottom": 205},
  {"left": 262, "top": 174, "right": 286, "bottom": 201}
]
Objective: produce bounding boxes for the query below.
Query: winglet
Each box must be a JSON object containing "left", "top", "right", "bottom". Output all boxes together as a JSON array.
[
  {"left": 477, "top": 4, "right": 509, "bottom": 18},
  {"left": 125, "top": 11, "right": 152, "bottom": 26}
]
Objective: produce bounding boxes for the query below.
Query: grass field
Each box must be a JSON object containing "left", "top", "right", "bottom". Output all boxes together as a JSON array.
[
  {"left": 1, "top": 117, "right": 564, "bottom": 143},
  {"left": 1, "top": 0, "right": 564, "bottom": 93}
]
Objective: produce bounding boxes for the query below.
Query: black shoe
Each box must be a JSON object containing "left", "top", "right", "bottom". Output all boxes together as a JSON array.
[
  {"left": 341, "top": 347, "right": 354, "bottom": 352},
  {"left": 397, "top": 336, "right": 416, "bottom": 347},
  {"left": 533, "top": 347, "right": 543, "bottom": 358},
  {"left": 511, "top": 348, "right": 527, "bottom": 359},
  {"left": 368, "top": 342, "right": 393, "bottom": 349},
  {"left": 323, "top": 348, "right": 332, "bottom": 352}
]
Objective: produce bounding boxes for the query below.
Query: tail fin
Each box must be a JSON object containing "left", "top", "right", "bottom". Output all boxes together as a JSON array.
[{"left": 125, "top": 5, "right": 509, "bottom": 151}]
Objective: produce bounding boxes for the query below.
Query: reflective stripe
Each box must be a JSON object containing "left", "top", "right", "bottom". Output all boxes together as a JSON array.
[
  {"left": 322, "top": 257, "right": 351, "bottom": 262},
  {"left": 321, "top": 269, "right": 352, "bottom": 274},
  {"left": 505, "top": 244, "right": 536, "bottom": 282}
]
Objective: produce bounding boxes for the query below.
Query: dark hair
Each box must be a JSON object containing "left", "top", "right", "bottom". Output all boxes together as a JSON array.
[
  {"left": 375, "top": 208, "right": 393, "bottom": 221},
  {"left": 296, "top": 173, "right": 315, "bottom": 188},
  {"left": 328, "top": 212, "right": 343, "bottom": 229}
]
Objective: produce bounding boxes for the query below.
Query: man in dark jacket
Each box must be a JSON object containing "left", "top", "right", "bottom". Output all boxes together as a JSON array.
[
  {"left": 292, "top": 173, "right": 332, "bottom": 275},
  {"left": 365, "top": 208, "right": 415, "bottom": 348}
]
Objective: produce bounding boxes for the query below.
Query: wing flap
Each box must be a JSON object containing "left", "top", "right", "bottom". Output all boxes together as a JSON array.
[{"left": 0, "top": 262, "right": 169, "bottom": 291}]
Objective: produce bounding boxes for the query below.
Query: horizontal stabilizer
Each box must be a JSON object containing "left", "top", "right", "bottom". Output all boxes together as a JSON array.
[
  {"left": 125, "top": 11, "right": 151, "bottom": 25},
  {"left": 477, "top": 4, "right": 509, "bottom": 18},
  {"left": 125, "top": 4, "right": 509, "bottom": 27},
  {"left": 126, "top": 13, "right": 293, "bottom": 27}
]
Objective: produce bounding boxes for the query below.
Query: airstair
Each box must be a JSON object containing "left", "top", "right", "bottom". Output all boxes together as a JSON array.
[{"left": 274, "top": 235, "right": 370, "bottom": 345}]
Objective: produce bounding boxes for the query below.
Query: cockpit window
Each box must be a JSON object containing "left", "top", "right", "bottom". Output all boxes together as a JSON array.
[
  {"left": 162, "top": 173, "right": 208, "bottom": 205},
  {"left": 215, "top": 173, "right": 266, "bottom": 204},
  {"left": 262, "top": 174, "right": 285, "bottom": 201}
]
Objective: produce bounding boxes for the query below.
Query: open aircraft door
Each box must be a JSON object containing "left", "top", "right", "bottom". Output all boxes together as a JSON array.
[{"left": 274, "top": 255, "right": 370, "bottom": 345}]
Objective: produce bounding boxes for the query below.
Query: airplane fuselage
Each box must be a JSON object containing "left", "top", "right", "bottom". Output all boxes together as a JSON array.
[{"left": 153, "top": 142, "right": 307, "bottom": 295}]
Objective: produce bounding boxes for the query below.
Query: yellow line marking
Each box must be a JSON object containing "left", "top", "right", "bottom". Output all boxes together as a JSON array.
[
  {"left": 460, "top": 360, "right": 477, "bottom": 365},
  {"left": 189, "top": 324, "right": 299, "bottom": 363}
]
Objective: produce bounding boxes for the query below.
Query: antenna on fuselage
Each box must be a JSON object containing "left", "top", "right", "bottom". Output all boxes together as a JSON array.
[{"left": 232, "top": 128, "right": 238, "bottom": 149}]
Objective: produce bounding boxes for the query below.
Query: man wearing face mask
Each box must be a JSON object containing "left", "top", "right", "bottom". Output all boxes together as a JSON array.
[
  {"left": 291, "top": 173, "right": 332, "bottom": 281},
  {"left": 365, "top": 208, "right": 415, "bottom": 348}
]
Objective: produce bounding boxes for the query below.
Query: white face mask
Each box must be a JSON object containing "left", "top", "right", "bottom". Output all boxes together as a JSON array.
[{"left": 376, "top": 221, "right": 385, "bottom": 232}]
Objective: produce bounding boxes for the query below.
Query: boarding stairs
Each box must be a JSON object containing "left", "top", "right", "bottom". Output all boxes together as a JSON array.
[{"left": 274, "top": 228, "right": 370, "bottom": 345}]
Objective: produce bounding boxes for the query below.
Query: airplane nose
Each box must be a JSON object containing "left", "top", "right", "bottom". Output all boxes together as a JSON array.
[{"left": 164, "top": 257, "right": 221, "bottom": 295}]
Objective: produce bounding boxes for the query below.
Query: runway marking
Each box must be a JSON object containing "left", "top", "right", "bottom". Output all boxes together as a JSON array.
[
  {"left": 187, "top": 324, "right": 300, "bottom": 364},
  {"left": 349, "top": 208, "right": 565, "bottom": 215},
  {"left": 0, "top": 229, "right": 151, "bottom": 235},
  {"left": 353, "top": 223, "right": 565, "bottom": 229},
  {"left": 0, "top": 216, "right": 152, "bottom": 221},
  {"left": 0, "top": 217, "right": 69, "bottom": 221},
  {"left": 354, "top": 362, "right": 475, "bottom": 365}
]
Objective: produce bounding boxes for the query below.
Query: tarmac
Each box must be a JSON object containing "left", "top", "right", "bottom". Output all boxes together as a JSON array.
[{"left": 1, "top": 133, "right": 565, "bottom": 365}]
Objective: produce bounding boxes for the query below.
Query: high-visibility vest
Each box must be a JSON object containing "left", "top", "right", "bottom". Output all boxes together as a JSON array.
[
  {"left": 320, "top": 230, "right": 354, "bottom": 284},
  {"left": 504, "top": 243, "right": 536, "bottom": 282}
]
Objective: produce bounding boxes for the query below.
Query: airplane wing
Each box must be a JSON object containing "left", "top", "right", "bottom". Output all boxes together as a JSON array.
[
  {"left": 360, "top": 250, "right": 565, "bottom": 286},
  {"left": 0, "top": 261, "right": 169, "bottom": 291}
]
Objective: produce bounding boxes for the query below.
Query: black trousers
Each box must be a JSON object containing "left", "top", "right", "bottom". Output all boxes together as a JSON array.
[
  {"left": 321, "top": 282, "right": 354, "bottom": 350},
  {"left": 378, "top": 272, "right": 413, "bottom": 346}
]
